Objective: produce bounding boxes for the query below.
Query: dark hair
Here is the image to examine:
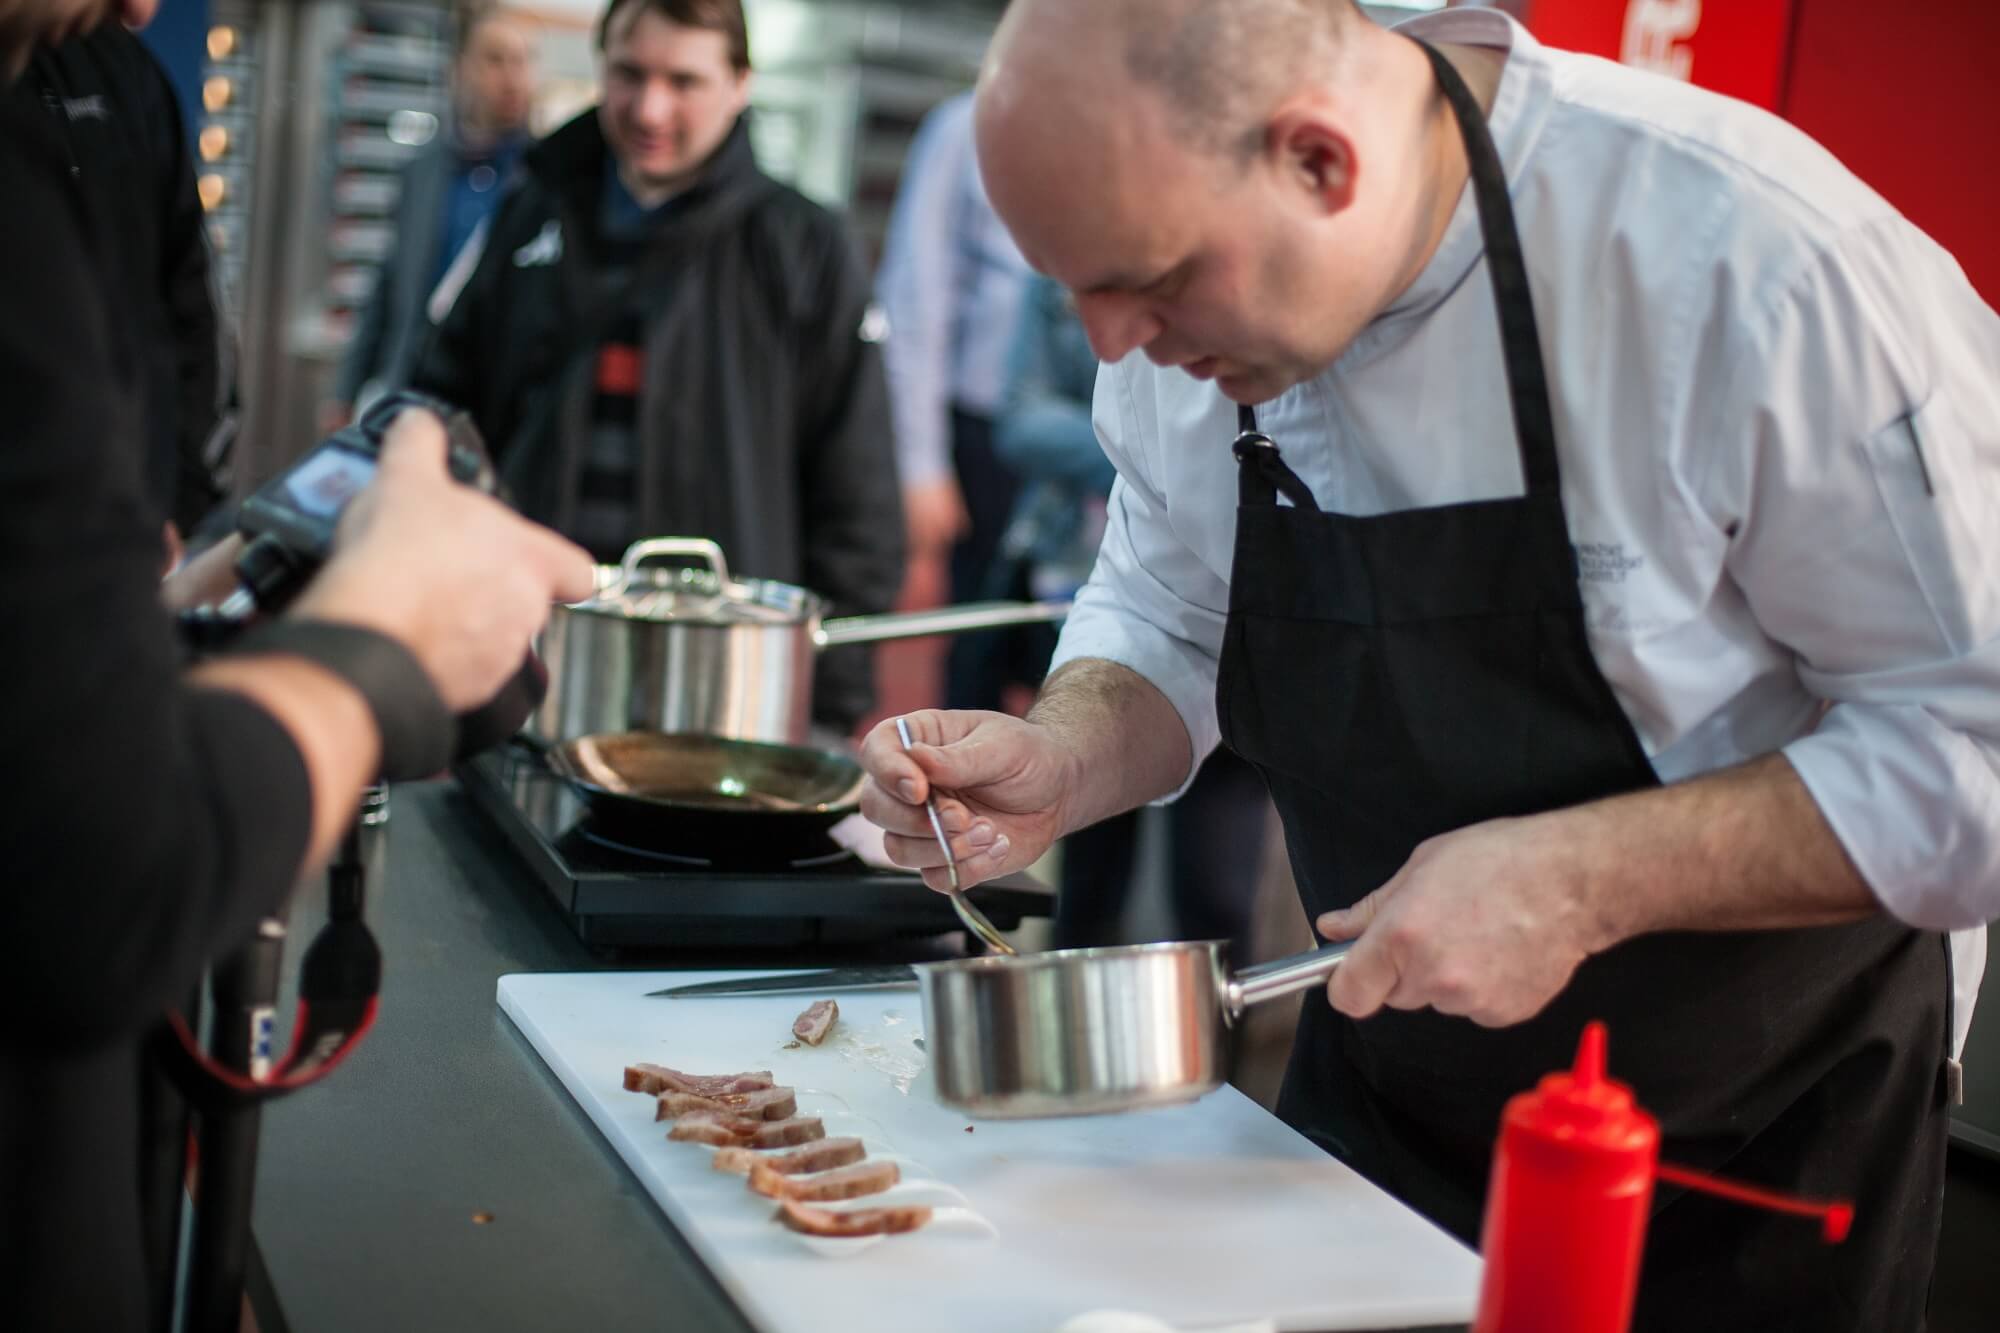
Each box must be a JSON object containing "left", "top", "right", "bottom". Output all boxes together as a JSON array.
[
  {"left": 455, "top": 5, "right": 512, "bottom": 61},
  {"left": 595, "top": 0, "right": 750, "bottom": 70}
]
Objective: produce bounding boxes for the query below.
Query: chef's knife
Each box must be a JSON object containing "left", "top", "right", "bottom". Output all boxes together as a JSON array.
[{"left": 646, "top": 966, "right": 919, "bottom": 998}]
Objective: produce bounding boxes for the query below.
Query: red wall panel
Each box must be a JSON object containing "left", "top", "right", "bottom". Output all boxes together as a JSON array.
[{"left": 1780, "top": 0, "right": 2000, "bottom": 306}]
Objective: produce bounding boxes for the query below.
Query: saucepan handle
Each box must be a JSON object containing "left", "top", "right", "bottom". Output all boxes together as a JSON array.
[
  {"left": 1223, "top": 942, "right": 1354, "bottom": 1018},
  {"left": 815, "top": 600, "right": 1070, "bottom": 648}
]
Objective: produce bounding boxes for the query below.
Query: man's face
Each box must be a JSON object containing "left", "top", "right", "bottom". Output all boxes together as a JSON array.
[
  {"left": 458, "top": 16, "right": 537, "bottom": 132},
  {"left": 979, "top": 83, "right": 1390, "bottom": 406},
  {"left": 2, "top": 0, "right": 158, "bottom": 78},
  {"left": 597, "top": 8, "right": 748, "bottom": 195}
]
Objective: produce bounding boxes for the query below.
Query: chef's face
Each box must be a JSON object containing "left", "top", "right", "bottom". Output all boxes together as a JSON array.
[
  {"left": 598, "top": 7, "right": 748, "bottom": 198},
  {"left": 979, "top": 80, "right": 1398, "bottom": 405},
  {"left": 1, "top": 0, "right": 158, "bottom": 77}
]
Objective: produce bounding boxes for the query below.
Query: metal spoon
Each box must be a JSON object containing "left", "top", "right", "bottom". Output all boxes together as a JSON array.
[{"left": 895, "top": 716, "right": 1018, "bottom": 956}]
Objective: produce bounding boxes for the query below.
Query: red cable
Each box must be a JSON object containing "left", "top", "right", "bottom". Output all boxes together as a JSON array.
[{"left": 1655, "top": 1161, "right": 1854, "bottom": 1242}]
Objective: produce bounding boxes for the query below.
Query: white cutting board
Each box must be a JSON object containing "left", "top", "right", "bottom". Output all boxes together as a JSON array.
[{"left": 498, "top": 971, "right": 1479, "bottom": 1333}]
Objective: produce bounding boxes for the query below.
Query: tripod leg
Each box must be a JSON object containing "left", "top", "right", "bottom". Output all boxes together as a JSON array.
[{"left": 185, "top": 919, "right": 284, "bottom": 1333}]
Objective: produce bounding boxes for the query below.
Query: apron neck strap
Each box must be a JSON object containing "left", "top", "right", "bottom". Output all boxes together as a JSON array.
[
  {"left": 1416, "top": 37, "right": 1560, "bottom": 498},
  {"left": 1234, "top": 41, "right": 1562, "bottom": 503}
]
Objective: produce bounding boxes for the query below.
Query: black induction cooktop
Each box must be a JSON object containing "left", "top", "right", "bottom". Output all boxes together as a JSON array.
[{"left": 455, "top": 746, "right": 1052, "bottom": 953}]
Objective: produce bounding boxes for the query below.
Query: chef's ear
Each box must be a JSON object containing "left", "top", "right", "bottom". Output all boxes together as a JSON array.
[{"left": 1264, "top": 103, "right": 1358, "bottom": 218}]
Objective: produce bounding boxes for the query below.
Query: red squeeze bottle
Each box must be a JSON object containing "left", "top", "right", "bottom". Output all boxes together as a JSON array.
[{"left": 1473, "top": 1022, "right": 1853, "bottom": 1333}]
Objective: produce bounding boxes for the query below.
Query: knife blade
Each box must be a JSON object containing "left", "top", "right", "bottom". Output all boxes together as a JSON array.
[{"left": 646, "top": 965, "right": 920, "bottom": 998}]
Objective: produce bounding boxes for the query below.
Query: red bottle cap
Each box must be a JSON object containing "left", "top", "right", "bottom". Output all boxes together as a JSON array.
[{"left": 1505, "top": 1022, "right": 1658, "bottom": 1165}]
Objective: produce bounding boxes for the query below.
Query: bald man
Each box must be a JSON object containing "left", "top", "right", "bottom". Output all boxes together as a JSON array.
[{"left": 858, "top": 2, "right": 2000, "bottom": 1327}]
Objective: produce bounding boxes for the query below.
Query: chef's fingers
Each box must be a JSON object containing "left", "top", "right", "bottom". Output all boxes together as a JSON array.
[
  {"left": 858, "top": 776, "right": 988, "bottom": 835},
  {"left": 1314, "top": 889, "right": 1384, "bottom": 944},
  {"left": 1320, "top": 920, "right": 1400, "bottom": 1012},
  {"left": 859, "top": 718, "right": 934, "bottom": 804},
  {"left": 879, "top": 829, "right": 1010, "bottom": 893}
]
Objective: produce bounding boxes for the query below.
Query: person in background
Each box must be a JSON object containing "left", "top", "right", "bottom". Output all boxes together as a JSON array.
[
  {"left": 328, "top": 5, "right": 537, "bottom": 425},
  {"left": 20, "top": 13, "right": 230, "bottom": 541},
  {"left": 994, "top": 274, "right": 1270, "bottom": 963},
  {"left": 413, "top": 0, "right": 901, "bottom": 737},
  {"left": 1, "top": 2, "right": 596, "bottom": 1328},
  {"left": 874, "top": 89, "right": 1037, "bottom": 711}
]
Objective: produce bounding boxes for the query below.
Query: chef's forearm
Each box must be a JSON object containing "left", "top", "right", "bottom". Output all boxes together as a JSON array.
[
  {"left": 1568, "top": 752, "right": 1881, "bottom": 946},
  {"left": 1027, "top": 657, "right": 1194, "bottom": 836}
]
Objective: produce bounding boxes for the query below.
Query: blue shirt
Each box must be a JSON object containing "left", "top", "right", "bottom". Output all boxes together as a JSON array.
[
  {"left": 430, "top": 130, "right": 527, "bottom": 291},
  {"left": 874, "top": 91, "right": 1033, "bottom": 486}
]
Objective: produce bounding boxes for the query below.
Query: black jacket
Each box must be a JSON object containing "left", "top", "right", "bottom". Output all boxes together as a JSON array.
[
  {"left": 1, "top": 65, "right": 311, "bottom": 1333},
  {"left": 413, "top": 111, "right": 904, "bottom": 729},
  {"left": 24, "top": 25, "right": 229, "bottom": 534}
]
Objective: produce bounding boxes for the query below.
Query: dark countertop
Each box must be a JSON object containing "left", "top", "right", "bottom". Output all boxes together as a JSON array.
[{"left": 249, "top": 779, "right": 1467, "bottom": 1333}]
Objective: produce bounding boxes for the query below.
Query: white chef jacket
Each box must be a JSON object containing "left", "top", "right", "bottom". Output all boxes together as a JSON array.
[{"left": 1050, "top": 8, "right": 2000, "bottom": 1054}]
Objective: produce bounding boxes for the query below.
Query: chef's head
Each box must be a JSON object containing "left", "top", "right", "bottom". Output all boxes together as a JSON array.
[
  {"left": 595, "top": 0, "right": 750, "bottom": 202},
  {"left": 1, "top": 0, "right": 158, "bottom": 79},
  {"left": 978, "top": 0, "right": 1420, "bottom": 405}
]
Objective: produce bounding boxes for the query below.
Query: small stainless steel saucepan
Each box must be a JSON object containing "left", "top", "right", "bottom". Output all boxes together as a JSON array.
[
  {"left": 919, "top": 940, "right": 1352, "bottom": 1118},
  {"left": 651, "top": 937, "right": 1353, "bottom": 1117}
]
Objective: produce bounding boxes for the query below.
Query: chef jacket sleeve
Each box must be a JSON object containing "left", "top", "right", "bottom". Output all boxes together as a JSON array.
[
  {"left": 1047, "top": 359, "right": 1233, "bottom": 797},
  {"left": 0, "top": 115, "right": 312, "bottom": 1051},
  {"left": 1692, "top": 217, "right": 2000, "bottom": 931}
]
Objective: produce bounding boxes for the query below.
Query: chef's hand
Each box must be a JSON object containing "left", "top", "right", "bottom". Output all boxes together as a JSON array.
[
  {"left": 292, "top": 409, "right": 596, "bottom": 712},
  {"left": 858, "top": 708, "right": 1079, "bottom": 892},
  {"left": 1316, "top": 813, "right": 1611, "bottom": 1028}
]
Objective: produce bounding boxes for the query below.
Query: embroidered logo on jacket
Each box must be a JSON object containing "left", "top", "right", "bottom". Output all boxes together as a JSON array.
[
  {"left": 63, "top": 95, "right": 110, "bottom": 122},
  {"left": 513, "top": 220, "right": 562, "bottom": 268}
]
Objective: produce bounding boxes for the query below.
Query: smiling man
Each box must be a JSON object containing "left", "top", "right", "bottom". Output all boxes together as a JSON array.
[
  {"left": 414, "top": 0, "right": 903, "bottom": 735},
  {"left": 857, "top": 1, "right": 2000, "bottom": 1328}
]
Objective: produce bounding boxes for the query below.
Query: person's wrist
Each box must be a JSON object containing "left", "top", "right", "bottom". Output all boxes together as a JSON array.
[{"left": 229, "top": 617, "right": 456, "bottom": 780}]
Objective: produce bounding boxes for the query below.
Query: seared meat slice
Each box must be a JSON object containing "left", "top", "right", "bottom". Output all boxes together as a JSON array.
[
  {"left": 711, "top": 1137, "right": 866, "bottom": 1176},
  {"left": 749, "top": 1116, "right": 826, "bottom": 1149},
  {"left": 749, "top": 1159, "right": 900, "bottom": 1202},
  {"left": 776, "top": 1198, "right": 932, "bottom": 1237},
  {"left": 791, "top": 999, "right": 838, "bottom": 1046},
  {"left": 624, "top": 1063, "right": 774, "bottom": 1096},
  {"left": 654, "top": 1086, "right": 798, "bottom": 1123},
  {"left": 668, "top": 1111, "right": 825, "bottom": 1148}
]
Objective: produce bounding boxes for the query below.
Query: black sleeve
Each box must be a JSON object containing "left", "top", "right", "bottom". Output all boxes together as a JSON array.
[
  {"left": 135, "top": 40, "right": 227, "bottom": 533},
  {"left": 0, "top": 109, "right": 312, "bottom": 1054},
  {"left": 794, "top": 218, "right": 907, "bottom": 729},
  {"left": 406, "top": 196, "right": 505, "bottom": 419}
]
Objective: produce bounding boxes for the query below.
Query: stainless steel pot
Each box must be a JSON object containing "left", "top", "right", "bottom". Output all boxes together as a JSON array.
[
  {"left": 535, "top": 538, "right": 1068, "bottom": 745},
  {"left": 918, "top": 940, "right": 1353, "bottom": 1118}
]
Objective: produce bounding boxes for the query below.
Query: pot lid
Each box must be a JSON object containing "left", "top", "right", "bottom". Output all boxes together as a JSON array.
[{"left": 574, "top": 537, "right": 819, "bottom": 626}]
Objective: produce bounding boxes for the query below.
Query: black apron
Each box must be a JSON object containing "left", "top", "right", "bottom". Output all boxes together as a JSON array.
[{"left": 1213, "top": 41, "right": 1951, "bottom": 1332}]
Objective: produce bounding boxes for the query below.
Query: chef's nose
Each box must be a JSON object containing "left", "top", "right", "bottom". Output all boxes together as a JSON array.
[{"left": 1075, "top": 290, "right": 1163, "bottom": 364}]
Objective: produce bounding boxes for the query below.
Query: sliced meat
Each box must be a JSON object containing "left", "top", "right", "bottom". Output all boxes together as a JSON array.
[
  {"left": 711, "top": 1137, "right": 866, "bottom": 1176},
  {"left": 669, "top": 1112, "right": 825, "bottom": 1149},
  {"left": 667, "top": 1108, "right": 764, "bottom": 1142},
  {"left": 776, "top": 1198, "right": 932, "bottom": 1237},
  {"left": 749, "top": 1159, "right": 900, "bottom": 1202},
  {"left": 749, "top": 1116, "right": 826, "bottom": 1149},
  {"left": 669, "top": 1118, "right": 746, "bottom": 1148},
  {"left": 791, "top": 999, "right": 838, "bottom": 1046},
  {"left": 654, "top": 1086, "right": 798, "bottom": 1123},
  {"left": 624, "top": 1063, "right": 774, "bottom": 1096}
]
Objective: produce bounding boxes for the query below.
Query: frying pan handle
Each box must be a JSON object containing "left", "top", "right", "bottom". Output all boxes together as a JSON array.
[
  {"left": 815, "top": 600, "right": 1070, "bottom": 648},
  {"left": 608, "top": 537, "right": 732, "bottom": 597},
  {"left": 1224, "top": 942, "right": 1354, "bottom": 1018}
]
